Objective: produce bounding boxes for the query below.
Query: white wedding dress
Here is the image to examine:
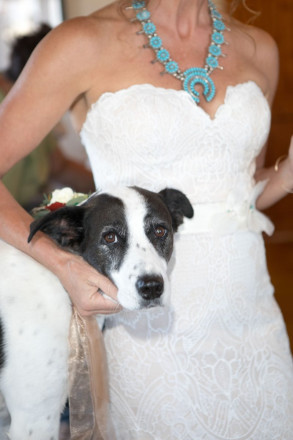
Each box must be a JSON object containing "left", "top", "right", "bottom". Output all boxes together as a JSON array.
[{"left": 80, "top": 81, "right": 293, "bottom": 440}]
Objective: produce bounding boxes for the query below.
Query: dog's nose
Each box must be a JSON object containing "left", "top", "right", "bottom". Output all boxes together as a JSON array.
[{"left": 136, "top": 275, "right": 164, "bottom": 300}]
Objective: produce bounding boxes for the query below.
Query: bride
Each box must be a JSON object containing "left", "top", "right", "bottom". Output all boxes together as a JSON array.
[{"left": 0, "top": 0, "right": 293, "bottom": 438}]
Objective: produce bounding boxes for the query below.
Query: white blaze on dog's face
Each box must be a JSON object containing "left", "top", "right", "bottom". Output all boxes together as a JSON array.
[{"left": 101, "top": 187, "right": 172, "bottom": 310}]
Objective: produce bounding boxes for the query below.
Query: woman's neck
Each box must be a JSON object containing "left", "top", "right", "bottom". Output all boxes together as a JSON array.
[{"left": 147, "top": 0, "right": 211, "bottom": 38}]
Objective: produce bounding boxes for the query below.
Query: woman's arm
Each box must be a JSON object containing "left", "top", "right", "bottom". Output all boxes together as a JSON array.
[
  {"left": 0, "top": 18, "right": 120, "bottom": 316},
  {"left": 255, "top": 138, "right": 293, "bottom": 210}
]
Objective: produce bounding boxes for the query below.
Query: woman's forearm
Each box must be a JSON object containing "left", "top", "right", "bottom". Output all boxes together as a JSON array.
[
  {"left": 0, "top": 180, "right": 72, "bottom": 276},
  {"left": 255, "top": 153, "right": 293, "bottom": 210}
]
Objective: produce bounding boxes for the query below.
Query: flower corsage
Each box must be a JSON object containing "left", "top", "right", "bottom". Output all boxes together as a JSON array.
[{"left": 31, "top": 187, "right": 91, "bottom": 218}]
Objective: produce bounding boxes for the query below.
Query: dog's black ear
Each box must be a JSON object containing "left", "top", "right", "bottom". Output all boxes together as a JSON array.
[
  {"left": 158, "top": 188, "right": 194, "bottom": 232},
  {"left": 28, "top": 206, "right": 86, "bottom": 251}
]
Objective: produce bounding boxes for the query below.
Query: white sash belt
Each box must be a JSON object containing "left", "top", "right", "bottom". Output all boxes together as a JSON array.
[
  {"left": 179, "top": 201, "right": 274, "bottom": 236},
  {"left": 179, "top": 180, "right": 274, "bottom": 236}
]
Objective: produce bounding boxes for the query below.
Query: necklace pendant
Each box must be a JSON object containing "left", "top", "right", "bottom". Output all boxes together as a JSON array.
[{"left": 183, "top": 68, "right": 215, "bottom": 103}]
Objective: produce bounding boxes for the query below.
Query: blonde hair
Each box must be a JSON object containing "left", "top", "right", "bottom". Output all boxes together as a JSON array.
[{"left": 230, "top": 0, "right": 260, "bottom": 21}]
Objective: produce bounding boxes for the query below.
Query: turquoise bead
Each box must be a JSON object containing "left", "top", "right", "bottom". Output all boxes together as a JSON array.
[
  {"left": 136, "top": 10, "right": 150, "bottom": 21},
  {"left": 212, "top": 32, "right": 224, "bottom": 44},
  {"left": 157, "top": 49, "right": 170, "bottom": 62},
  {"left": 150, "top": 36, "right": 162, "bottom": 49},
  {"left": 165, "top": 61, "right": 179, "bottom": 73},
  {"left": 132, "top": 1, "right": 145, "bottom": 9},
  {"left": 209, "top": 44, "right": 221, "bottom": 56},
  {"left": 206, "top": 56, "right": 218, "bottom": 68},
  {"left": 212, "top": 10, "right": 222, "bottom": 19},
  {"left": 143, "top": 22, "right": 156, "bottom": 34},
  {"left": 214, "top": 20, "right": 225, "bottom": 31}
]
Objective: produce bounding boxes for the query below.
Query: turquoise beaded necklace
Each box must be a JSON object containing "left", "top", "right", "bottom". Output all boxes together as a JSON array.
[{"left": 130, "top": 0, "right": 229, "bottom": 104}]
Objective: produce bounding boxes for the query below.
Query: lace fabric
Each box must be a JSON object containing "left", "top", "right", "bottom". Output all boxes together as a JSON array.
[
  {"left": 80, "top": 82, "right": 270, "bottom": 204},
  {"left": 80, "top": 82, "right": 293, "bottom": 439}
]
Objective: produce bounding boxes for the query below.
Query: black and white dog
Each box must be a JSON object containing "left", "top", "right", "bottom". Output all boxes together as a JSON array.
[{"left": 0, "top": 186, "right": 193, "bottom": 440}]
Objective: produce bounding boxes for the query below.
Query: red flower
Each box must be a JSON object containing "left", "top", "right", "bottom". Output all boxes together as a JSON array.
[{"left": 46, "top": 202, "right": 66, "bottom": 212}]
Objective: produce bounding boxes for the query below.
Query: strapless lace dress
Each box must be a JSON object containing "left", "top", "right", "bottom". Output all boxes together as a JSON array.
[{"left": 80, "top": 82, "right": 293, "bottom": 440}]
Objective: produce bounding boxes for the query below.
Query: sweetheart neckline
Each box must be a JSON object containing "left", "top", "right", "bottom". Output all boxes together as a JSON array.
[{"left": 80, "top": 80, "right": 270, "bottom": 134}]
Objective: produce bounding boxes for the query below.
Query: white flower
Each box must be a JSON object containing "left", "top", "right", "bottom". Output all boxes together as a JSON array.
[
  {"left": 247, "top": 180, "right": 274, "bottom": 236},
  {"left": 212, "top": 180, "right": 274, "bottom": 236},
  {"left": 49, "top": 187, "right": 84, "bottom": 205}
]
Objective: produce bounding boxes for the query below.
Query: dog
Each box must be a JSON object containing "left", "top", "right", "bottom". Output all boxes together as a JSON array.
[{"left": 0, "top": 186, "right": 193, "bottom": 440}]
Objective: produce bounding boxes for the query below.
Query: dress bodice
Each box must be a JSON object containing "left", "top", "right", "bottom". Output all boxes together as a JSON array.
[{"left": 80, "top": 81, "right": 270, "bottom": 202}]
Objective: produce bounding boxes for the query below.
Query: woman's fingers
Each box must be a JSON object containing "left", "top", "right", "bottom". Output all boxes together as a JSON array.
[{"left": 58, "top": 254, "right": 121, "bottom": 317}]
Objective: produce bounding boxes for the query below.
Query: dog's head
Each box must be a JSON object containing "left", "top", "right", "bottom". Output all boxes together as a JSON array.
[{"left": 28, "top": 187, "right": 193, "bottom": 310}]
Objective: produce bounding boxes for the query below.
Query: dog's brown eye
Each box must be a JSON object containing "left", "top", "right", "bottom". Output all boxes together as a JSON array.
[
  {"left": 103, "top": 232, "right": 118, "bottom": 244},
  {"left": 154, "top": 226, "right": 167, "bottom": 238}
]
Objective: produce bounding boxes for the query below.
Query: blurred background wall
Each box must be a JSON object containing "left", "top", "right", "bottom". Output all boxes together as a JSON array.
[
  {"left": 62, "top": 0, "right": 110, "bottom": 18},
  {"left": 0, "top": 0, "right": 63, "bottom": 70}
]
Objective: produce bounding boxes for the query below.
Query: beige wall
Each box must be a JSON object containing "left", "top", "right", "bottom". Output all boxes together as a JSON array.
[{"left": 63, "top": 0, "right": 112, "bottom": 18}]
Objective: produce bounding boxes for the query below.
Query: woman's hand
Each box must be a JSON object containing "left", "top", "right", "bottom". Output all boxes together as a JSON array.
[
  {"left": 276, "top": 136, "right": 293, "bottom": 192},
  {"left": 57, "top": 253, "right": 121, "bottom": 317}
]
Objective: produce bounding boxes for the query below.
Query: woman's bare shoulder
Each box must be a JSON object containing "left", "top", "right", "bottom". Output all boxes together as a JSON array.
[
  {"left": 42, "top": 5, "right": 122, "bottom": 62},
  {"left": 229, "top": 19, "right": 278, "bottom": 65},
  {"left": 229, "top": 18, "right": 279, "bottom": 102},
  {"left": 245, "top": 23, "right": 278, "bottom": 63},
  {"left": 245, "top": 23, "right": 279, "bottom": 102},
  {"left": 22, "top": 3, "right": 125, "bottom": 97}
]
